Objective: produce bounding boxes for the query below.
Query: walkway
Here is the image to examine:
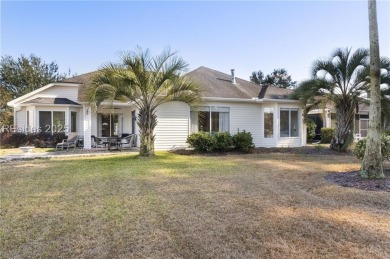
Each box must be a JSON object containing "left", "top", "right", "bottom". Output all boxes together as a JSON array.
[{"left": 0, "top": 148, "right": 139, "bottom": 163}]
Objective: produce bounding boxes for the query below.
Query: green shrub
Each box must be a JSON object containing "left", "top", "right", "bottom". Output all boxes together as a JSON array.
[
  {"left": 187, "top": 130, "right": 255, "bottom": 153},
  {"left": 232, "top": 130, "right": 255, "bottom": 153},
  {"left": 0, "top": 132, "right": 27, "bottom": 148},
  {"left": 187, "top": 132, "right": 216, "bottom": 152},
  {"left": 0, "top": 132, "right": 66, "bottom": 148},
  {"left": 353, "top": 135, "right": 390, "bottom": 161},
  {"left": 306, "top": 119, "right": 317, "bottom": 142},
  {"left": 321, "top": 128, "right": 335, "bottom": 143},
  {"left": 383, "top": 130, "right": 390, "bottom": 136},
  {"left": 214, "top": 132, "right": 234, "bottom": 152}
]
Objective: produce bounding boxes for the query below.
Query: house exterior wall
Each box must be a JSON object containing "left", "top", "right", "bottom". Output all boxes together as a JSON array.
[
  {"left": 15, "top": 107, "right": 27, "bottom": 131},
  {"left": 202, "top": 101, "right": 263, "bottom": 147},
  {"left": 8, "top": 83, "right": 305, "bottom": 149},
  {"left": 25, "top": 85, "right": 79, "bottom": 102},
  {"left": 154, "top": 101, "right": 190, "bottom": 150},
  {"left": 197, "top": 101, "right": 304, "bottom": 148}
]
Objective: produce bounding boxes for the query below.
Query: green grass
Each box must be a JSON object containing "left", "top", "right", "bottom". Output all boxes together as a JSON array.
[
  {"left": 0, "top": 148, "right": 54, "bottom": 156},
  {"left": 1, "top": 152, "right": 389, "bottom": 258}
]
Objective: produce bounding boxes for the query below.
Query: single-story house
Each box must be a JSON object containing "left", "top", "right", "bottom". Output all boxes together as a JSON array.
[{"left": 7, "top": 66, "right": 307, "bottom": 149}]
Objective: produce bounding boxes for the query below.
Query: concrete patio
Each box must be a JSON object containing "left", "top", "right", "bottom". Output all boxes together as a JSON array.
[{"left": 0, "top": 148, "right": 139, "bottom": 163}]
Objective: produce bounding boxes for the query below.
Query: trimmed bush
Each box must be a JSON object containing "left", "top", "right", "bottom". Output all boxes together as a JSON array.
[
  {"left": 353, "top": 135, "right": 390, "bottom": 161},
  {"left": 321, "top": 128, "right": 335, "bottom": 143},
  {"left": 214, "top": 132, "right": 234, "bottom": 152},
  {"left": 0, "top": 132, "right": 66, "bottom": 148},
  {"left": 0, "top": 132, "right": 27, "bottom": 148},
  {"left": 306, "top": 119, "right": 317, "bottom": 142},
  {"left": 187, "top": 130, "right": 255, "bottom": 153},
  {"left": 232, "top": 130, "right": 255, "bottom": 153},
  {"left": 187, "top": 132, "right": 216, "bottom": 152}
]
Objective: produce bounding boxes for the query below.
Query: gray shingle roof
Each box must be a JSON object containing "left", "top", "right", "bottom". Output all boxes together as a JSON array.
[
  {"left": 22, "top": 97, "right": 81, "bottom": 105},
  {"left": 185, "top": 67, "right": 293, "bottom": 99},
  {"left": 60, "top": 71, "right": 98, "bottom": 102},
  {"left": 59, "top": 67, "right": 293, "bottom": 101}
]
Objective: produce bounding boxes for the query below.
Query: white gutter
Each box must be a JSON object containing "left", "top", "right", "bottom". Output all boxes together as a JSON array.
[
  {"left": 78, "top": 101, "right": 135, "bottom": 107},
  {"left": 261, "top": 98, "right": 301, "bottom": 103},
  {"left": 202, "top": 97, "right": 259, "bottom": 103},
  {"left": 19, "top": 103, "right": 82, "bottom": 107},
  {"left": 7, "top": 82, "right": 81, "bottom": 107}
]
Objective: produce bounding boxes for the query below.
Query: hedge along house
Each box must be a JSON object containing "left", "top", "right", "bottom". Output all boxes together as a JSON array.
[{"left": 7, "top": 66, "right": 306, "bottom": 149}]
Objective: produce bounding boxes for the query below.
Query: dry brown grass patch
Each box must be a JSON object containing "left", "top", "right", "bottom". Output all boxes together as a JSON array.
[{"left": 1, "top": 153, "right": 389, "bottom": 258}]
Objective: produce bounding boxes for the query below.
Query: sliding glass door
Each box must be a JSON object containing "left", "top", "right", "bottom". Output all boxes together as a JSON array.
[{"left": 98, "top": 113, "right": 122, "bottom": 137}]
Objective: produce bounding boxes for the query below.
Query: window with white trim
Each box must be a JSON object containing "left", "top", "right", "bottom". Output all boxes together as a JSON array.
[
  {"left": 190, "top": 106, "right": 230, "bottom": 133},
  {"left": 264, "top": 107, "right": 274, "bottom": 138},
  {"left": 39, "top": 111, "right": 65, "bottom": 133},
  {"left": 280, "top": 108, "right": 299, "bottom": 137}
]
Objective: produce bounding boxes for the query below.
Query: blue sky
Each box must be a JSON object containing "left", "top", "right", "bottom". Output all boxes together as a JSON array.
[{"left": 1, "top": 1, "right": 389, "bottom": 82}]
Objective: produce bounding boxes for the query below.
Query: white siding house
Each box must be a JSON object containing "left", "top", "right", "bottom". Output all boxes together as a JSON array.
[{"left": 7, "top": 67, "right": 306, "bottom": 150}]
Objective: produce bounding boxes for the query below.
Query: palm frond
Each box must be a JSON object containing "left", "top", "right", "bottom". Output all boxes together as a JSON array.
[{"left": 346, "top": 48, "right": 369, "bottom": 81}]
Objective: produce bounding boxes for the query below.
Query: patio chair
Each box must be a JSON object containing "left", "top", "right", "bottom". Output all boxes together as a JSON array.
[
  {"left": 56, "top": 132, "right": 79, "bottom": 152},
  {"left": 91, "top": 135, "right": 107, "bottom": 149},
  {"left": 119, "top": 134, "right": 136, "bottom": 150}
]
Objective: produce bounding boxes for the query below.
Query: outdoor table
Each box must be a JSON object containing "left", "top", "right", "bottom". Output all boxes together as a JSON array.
[{"left": 97, "top": 136, "right": 120, "bottom": 150}]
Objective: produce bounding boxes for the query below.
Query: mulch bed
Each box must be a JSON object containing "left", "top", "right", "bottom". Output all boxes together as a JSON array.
[{"left": 325, "top": 169, "right": 390, "bottom": 192}]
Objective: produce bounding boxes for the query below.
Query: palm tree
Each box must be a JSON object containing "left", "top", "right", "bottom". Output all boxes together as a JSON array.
[
  {"left": 293, "top": 48, "right": 370, "bottom": 151},
  {"left": 293, "top": 48, "right": 390, "bottom": 151},
  {"left": 86, "top": 47, "right": 201, "bottom": 156},
  {"left": 361, "top": 0, "right": 383, "bottom": 178}
]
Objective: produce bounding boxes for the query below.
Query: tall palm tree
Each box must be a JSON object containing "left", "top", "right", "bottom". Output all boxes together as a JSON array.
[
  {"left": 361, "top": 0, "right": 383, "bottom": 178},
  {"left": 86, "top": 47, "right": 201, "bottom": 156}
]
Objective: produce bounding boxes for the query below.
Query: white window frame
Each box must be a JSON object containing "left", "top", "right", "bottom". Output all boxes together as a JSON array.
[
  {"left": 263, "top": 107, "right": 274, "bottom": 138},
  {"left": 280, "top": 108, "right": 299, "bottom": 138},
  {"left": 191, "top": 106, "right": 230, "bottom": 133},
  {"left": 38, "top": 110, "right": 66, "bottom": 134},
  {"left": 359, "top": 118, "right": 369, "bottom": 137}
]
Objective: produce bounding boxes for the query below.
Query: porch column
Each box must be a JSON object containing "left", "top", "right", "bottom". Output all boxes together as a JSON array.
[
  {"left": 66, "top": 107, "right": 70, "bottom": 135},
  {"left": 83, "top": 105, "right": 92, "bottom": 149}
]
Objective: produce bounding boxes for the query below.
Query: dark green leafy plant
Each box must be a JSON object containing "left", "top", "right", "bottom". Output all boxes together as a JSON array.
[
  {"left": 187, "top": 130, "right": 255, "bottom": 153},
  {"left": 321, "top": 128, "right": 335, "bottom": 144},
  {"left": 187, "top": 132, "right": 216, "bottom": 152},
  {"left": 232, "top": 130, "right": 255, "bottom": 153},
  {"left": 353, "top": 135, "right": 390, "bottom": 161},
  {"left": 306, "top": 119, "right": 317, "bottom": 142},
  {"left": 213, "top": 132, "right": 234, "bottom": 152},
  {"left": 0, "top": 132, "right": 66, "bottom": 148}
]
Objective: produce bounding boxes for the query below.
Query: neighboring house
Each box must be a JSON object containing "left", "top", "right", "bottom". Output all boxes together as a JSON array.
[
  {"left": 308, "top": 102, "right": 370, "bottom": 138},
  {"left": 7, "top": 66, "right": 306, "bottom": 149}
]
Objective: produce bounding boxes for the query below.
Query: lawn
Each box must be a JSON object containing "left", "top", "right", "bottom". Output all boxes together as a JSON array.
[
  {"left": 0, "top": 148, "right": 54, "bottom": 156},
  {"left": 1, "top": 152, "right": 389, "bottom": 258}
]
